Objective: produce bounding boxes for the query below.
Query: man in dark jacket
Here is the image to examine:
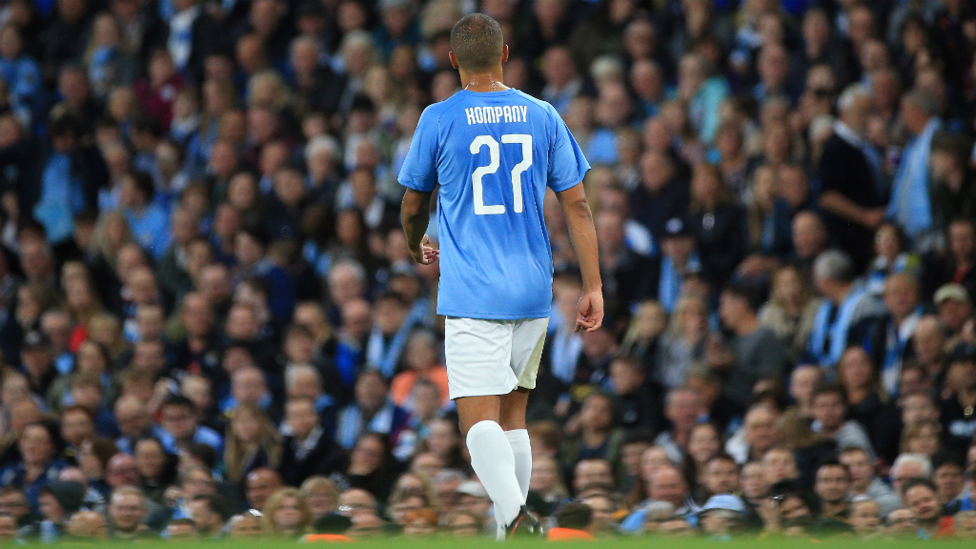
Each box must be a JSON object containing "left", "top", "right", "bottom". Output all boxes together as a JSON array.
[
  {"left": 818, "top": 85, "right": 887, "bottom": 273},
  {"left": 278, "top": 398, "right": 345, "bottom": 487}
]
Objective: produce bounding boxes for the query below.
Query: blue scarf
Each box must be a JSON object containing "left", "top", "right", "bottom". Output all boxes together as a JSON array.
[
  {"left": 880, "top": 309, "right": 921, "bottom": 396},
  {"left": 808, "top": 286, "right": 869, "bottom": 367},
  {"left": 659, "top": 253, "right": 701, "bottom": 313},
  {"left": 336, "top": 401, "right": 396, "bottom": 449},
  {"left": 888, "top": 119, "right": 940, "bottom": 239},
  {"left": 365, "top": 320, "right": 414, "bottom": 379}
]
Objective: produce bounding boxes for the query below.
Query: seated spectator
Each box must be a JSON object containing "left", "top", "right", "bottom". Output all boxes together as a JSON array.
[
  {"left": 891, "top": 453, "right": 933, "bottom": 498},
  {"left": 65, "top": 509, "right": 109, "bottom": 539},
  {"left": 620, "top": 464, "right": 695, "bottom": 532},
  {"left": 560, "top": 392, "right": 625, "bottom": 475},
  {"left": 335, "top": 369, "right": 409, "bottom": 451},
  {"left": 811, "top": 383, "right": 874, "bottom": 456},
  {"left": 547, "top": 501, "right": 595, "bottom": 540},
  {"left": 939, "top": 342, "right": 976, "bottom": 453},
  {"left": 389, "top": 330, "right": 449, "bottom": 409},
  {"left": 158, "top": 395, "right": 223, "bottom": 455},
  {"left": 715, "top": 282, "right": 788, "bottom": 409},
  {"left": 807, "top": 250, "right": 885, "bottom": 368},
  {"left": 848, "top": 497, "right": 882, "bottom": 538},
  {"left": 901, "top": 478, "right": 955, "bottom": 538},
  {"left": 279, "top": 398, "right": 345, "bottom": 487},
  {"left": 839, "top": 446, "right": 900, "bottom": 516},
  {"left": 261, "top": 487, "right": 312, "bottom": 538},
  {"left": 813, "top": 460, "right": 851, "bottom": 524},
  {"left": 223, "top": 402, "right": 282, "bottom": 486},
  {"left": 106, "top": 486, "right": 148, "bottom": 539},
  {"left": 245, "top": 468, "right": 283, "bottom": 511}
]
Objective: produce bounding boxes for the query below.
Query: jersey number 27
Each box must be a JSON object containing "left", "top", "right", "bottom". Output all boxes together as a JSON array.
[{"left": 470, "top": 134, "right": 533, "bottom": 215}]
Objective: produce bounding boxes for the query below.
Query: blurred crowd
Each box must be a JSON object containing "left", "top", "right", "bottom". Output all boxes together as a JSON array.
[{"left": 0, "top": 0, "right": 975, "bottom": 542}]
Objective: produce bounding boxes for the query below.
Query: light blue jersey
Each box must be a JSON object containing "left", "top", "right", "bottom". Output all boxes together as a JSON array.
[{"left": 398, "top": 88, "right": 590, "bottom": 320}]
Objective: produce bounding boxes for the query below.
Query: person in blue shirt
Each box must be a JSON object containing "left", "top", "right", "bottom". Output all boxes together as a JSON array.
[
  {"left": 398, "top": 14, "right": 602, "bottom": 538},
  {"left": 119, "top": 171, "right": 171, "bottom": 260}
]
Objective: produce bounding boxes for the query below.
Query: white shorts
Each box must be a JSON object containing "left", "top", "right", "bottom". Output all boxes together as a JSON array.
[{"left": 444, "top": 317, "right": 549, "bottom": 400}]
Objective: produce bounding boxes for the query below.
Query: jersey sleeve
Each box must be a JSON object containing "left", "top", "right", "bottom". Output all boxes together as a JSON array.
[
  {"left": 397, "top": 105, "right": 440, "bottom": 192},
  {"left": 546, "top": 105, "right": 591, "bottom": 193}
]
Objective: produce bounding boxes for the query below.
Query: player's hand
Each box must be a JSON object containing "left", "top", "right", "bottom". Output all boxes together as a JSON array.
[
  {"left": 575, "top": 290, "right": 604, "bottom": 333},
  {"left": 408, "top": 234, "right": 439, "bottom": 265}
]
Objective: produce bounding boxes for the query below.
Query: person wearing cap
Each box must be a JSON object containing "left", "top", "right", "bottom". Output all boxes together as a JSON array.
[
  {"left": 934, "top": 283, "right": 973, "bottom": 343},
  {"left": 657, "top": 216, "right": 701, "bottom": 313},
  {"left": 939, "top": 342, "right": 976, "bottom": 454},
  {"left": 20, "top": 330, "right": 58, "bottom": 398},
  {"left": 698, "top": 494, "right": 746, "bottom": 539},
  {"left": 807, "top": 249, "right": 886, "bottom": 368}
]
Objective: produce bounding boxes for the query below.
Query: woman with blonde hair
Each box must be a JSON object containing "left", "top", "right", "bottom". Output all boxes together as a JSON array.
[
  {"left": 900, "top": 421, "right": 942, "bottom": 459},
  {"left": 656, "top": 293, "right": 711, "bottom": 390},
  {"left": 261, "top": 487, "right": 312, "bottom": 538},
  {"left": 758, "top": 264, "right": 822, "bottom": 363},
  {"left": 246, "top": 70, "right": 293, "bottom": 111},
  {"left": 299, "top": 477, "right": 340, "bottom": 522},
  {"left": 223, "top": 402, "right": 282, "bottom": 485},
  {"left": 84, "top": 12, "right": 136, "bottom": 97},
  {"left": 89, "top": 211, "right": 134, "bottom": 269}
]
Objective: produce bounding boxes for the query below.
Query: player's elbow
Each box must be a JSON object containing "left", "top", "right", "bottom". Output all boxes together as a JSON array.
[
  {"left": 563, "top": 194, "right": 592, "bottom": 220},
  {"left": 400, "top": 189, "right": 429, "bottom": 217}
]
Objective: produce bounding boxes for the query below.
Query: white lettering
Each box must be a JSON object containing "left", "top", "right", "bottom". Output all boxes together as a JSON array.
[
  {"left": 494, "top": 107, "right": 503, "bottom": 123},
  {"left": 474, "top": 107, "right": 484, "bottom": 124},
  {"left": 519, "top": 106, "right": 528, "bottom": 122},
  {"left": 503, "top": 106, "right": 513, "bottom": 123},
  {"left": 465, "top": 108, "right": 476, "bottom": 125}
]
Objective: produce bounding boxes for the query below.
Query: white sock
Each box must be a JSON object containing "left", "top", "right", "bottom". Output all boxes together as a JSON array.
[
  {"left": 466, "top": 420, "right": 523, "bottom": 528},
  {"left": 505, "top": 429, "right": 532, "bottom": 501}
]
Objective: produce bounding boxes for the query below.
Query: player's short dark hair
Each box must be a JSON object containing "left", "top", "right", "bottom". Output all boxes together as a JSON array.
[
  {"left": 450, "top": 14, "right": 504, "bottom": 72},
  {"left": 555, "top": 502, "right": 593, "bottom": 530}
]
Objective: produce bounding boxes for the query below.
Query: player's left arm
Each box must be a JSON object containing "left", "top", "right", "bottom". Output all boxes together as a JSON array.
[
  {"left": 401, "top": 188, "right": 438, "bottom": 265},
  {"left": 557, "top": 183, "right": 603, "bottom": 332}
]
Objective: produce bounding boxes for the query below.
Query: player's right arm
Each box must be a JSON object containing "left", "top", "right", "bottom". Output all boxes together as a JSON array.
[
  {"left": 545, "top": 103, "right": 602, "bottom": 332},
  {"left": 398, "top": 105, "right": 441, "bottom": 265},
  {"left": 557, "top": 183, "right": 603, "bottom": 332},
  {"left": 401, "top": 189, "right": 438, "bottom": 265}
]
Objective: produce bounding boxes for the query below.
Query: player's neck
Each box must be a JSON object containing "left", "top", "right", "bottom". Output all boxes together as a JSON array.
[{"left": 460, "top": 68, "right": 509, "bottom": 93}]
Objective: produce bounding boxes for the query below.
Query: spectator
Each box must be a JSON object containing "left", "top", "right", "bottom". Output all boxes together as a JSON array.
[
  {"left": 715, "top": 282, "right": 788, "bottom": 409},
  {"left": 278, "top": 398, "right": 345, "bottom": 486},
  {"left": 811, "top": 383, "right": 875, "bottom": 456},
  {"left": 244, "top": 468, "right": 282, "bottom": 511},
  {"left": 106, "top": 486, "right": 146, "bottom": 539},
  {"left": 901, "top": 477, "right": 955, "bottom": 538},
  {"left": 817, "top": 86, "right": 886, "bottom": 270},
  {"left": 887, "top": 90, "right": 942, "bottom": 250},
  {"left": 839, "top": 446, "right": 900, "bottom": 516},
  {"left": 807, "top": 250, "right": 885, "bottom": 367}
]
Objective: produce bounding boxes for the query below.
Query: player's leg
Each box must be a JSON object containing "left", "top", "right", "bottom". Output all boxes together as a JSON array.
[
  {"left": 504, "top": 317, "right": 549, "bottom": 501},
  {"left": 446, "top": 319, "right": 524, "bottom": 531},
  {"left": 500, "top": 389, "right": 531, "bottom": 500}
]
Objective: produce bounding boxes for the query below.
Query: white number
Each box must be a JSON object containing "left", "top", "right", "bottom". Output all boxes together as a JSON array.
[
  {"left": 469, "top": 134, "right": 533, "bottom": 215},
  {"left": 470, "top": 136, "right": 503, "bottom": 215}
]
